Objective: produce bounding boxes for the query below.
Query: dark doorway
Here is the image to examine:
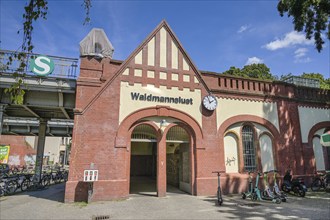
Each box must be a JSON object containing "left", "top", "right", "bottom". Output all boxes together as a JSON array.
[
  {"left": 166, "top": 126, "right": 191, "bottom": 194},
  {"left": 130, "top": 125, "right": 157, "bottom": 196}
]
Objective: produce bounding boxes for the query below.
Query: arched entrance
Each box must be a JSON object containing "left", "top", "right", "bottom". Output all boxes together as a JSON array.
[
  {"left": 117, "top": 106, "right": 202, "bottom": 197},
  {"left": 130, "top": 124, "right": 158, "bottom": 196},
  {"left": 166, "top": 125, "right": 192, "bottom": 194},
  {"left": 128, "top": 117, "right": 196, "bottom": 197}
]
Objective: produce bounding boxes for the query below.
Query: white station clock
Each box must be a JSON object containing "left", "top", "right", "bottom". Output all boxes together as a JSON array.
[{"left": 202, "top": 94, "right": 218, "bottom": 111}]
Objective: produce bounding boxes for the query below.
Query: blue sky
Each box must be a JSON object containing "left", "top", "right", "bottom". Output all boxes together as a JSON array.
[{"left": 1, "top": 0, "right": 329, "bottom": 78}]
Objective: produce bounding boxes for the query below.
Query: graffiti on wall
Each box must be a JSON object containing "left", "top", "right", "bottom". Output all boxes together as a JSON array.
[{"left": 226, "top": 157, "right": 236, "bottom": 166}]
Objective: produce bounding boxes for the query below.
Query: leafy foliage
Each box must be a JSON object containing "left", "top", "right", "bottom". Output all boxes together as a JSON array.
[
  {"left": 4, "top": 78, "right": 26, "bottom": 104},
  {"left": 277, "top": 0, "right": 330, "bottom": 52},
  {"left": 221, "top": 65, "right": 329, "bottom": 89},
  {"left": 83, "top": 0, "right": 92, "bottom": 25},
  {"left": 5, "top": 0, "right": 48, "bottom": 105},
  {"left": 222, "top": 64, "right": 275, "bottom": 80},
  {"left": 5, "top": 0, "right": 91, "bottom": 105}
]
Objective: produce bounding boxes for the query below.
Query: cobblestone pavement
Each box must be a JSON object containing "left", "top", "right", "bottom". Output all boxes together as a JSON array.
[{"left": 0, "top": 183, "right": 329, "bottom": 220}]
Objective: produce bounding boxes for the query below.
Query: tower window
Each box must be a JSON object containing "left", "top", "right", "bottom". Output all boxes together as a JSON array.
[{"left": 95, "top": 43, "right": 102, "bottom": 54}]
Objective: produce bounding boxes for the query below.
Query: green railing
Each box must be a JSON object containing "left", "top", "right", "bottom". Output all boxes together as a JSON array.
[{"left": 0, "top": 50, "right": 78, "bottom": 79}]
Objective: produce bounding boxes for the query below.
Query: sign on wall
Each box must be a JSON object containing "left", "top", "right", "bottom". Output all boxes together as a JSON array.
[
  {"left": 29, "top": 55, "right": 55, "bottom": 76},
  {"left": 83, "top": 170, "right": 99, "bottom": 182},
  {"left": 320, "top": 131, "right": 330, "bottom": 147},
  {"left": 0, "top": 145, "right": 10, "bottom": 164}
]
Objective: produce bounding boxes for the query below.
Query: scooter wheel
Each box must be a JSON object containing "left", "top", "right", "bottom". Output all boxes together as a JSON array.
[
  {"left": 251, "top": 193, "right": 257, "bottom": 201},
  {"left": 281, "top": 197, "right": 287, "bottom": 202},
  {"left": 242, "top": 193, "right": 246, "bottom": 199},
  {"left": 275, "top": 198, "right": 281, "bottom": 204},
  {"left": 298, "top": 190, "right": 305, "bottom": 197},
  {"left": 281, "top": 184, "right": 290, "bottom": 193}
]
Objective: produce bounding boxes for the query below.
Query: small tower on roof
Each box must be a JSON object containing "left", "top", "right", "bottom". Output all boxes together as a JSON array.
[{"left": 79, "top": 28, "right": 114, "bottom": 58}]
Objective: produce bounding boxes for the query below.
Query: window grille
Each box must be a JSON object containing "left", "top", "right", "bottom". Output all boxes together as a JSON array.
[
  {"left": 242, "top": 125, "right": 256, "bottom": 171},
  {"left": 131, "top": 124, "right": 157, "bottom": 142},
  {"left": 166, "top": 126, "right": 189, "bottom": 142}
]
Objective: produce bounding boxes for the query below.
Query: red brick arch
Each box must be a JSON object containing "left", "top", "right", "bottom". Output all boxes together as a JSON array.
[
  {"left": 308, "top": 121, "right": 330, "bottom": 170},
  {"left": 218, "top": 115, "right": 280, "bottom": 140},
  {"left": 116, "top": 105, "right": 203, "bottom": 147},
  {"left": 308, "top": 121, "right": 330, "bottom": 146},
  {"left": 117, "top": 105, "right": 203, "bottom": 196},
  {"left": 218, "top": 115, "right": 280, "bottom": 173}
]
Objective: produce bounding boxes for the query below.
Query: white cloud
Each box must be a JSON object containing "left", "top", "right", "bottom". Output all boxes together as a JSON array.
[
  {"left": 245, "top": 57, "right": 263, "bottom": 65},
  {"left": 294, "top": 48, "right": 311, "bottom": 63},
  {"left": 237, "top": 25, "right": 250, "bottom": 34},
  {"left": 264, "top": 31, "right": 313, "bottom": 50},
  {"left": 294, "top": 48, "right": 308, "bottom": 58},
  {"left": 294, "top": 57, "right": 311, "bottom": 63}
]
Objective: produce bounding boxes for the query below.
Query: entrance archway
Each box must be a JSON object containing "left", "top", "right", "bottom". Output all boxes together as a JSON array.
[
  {"left": 118, "top": 106, "right": 202, "bottom": 197},
  {"left": 166, "top": 125, "right": 191, "bottom": 194},
  {"left": 130, "top": 124, "right": 157, "bottom": 196}
]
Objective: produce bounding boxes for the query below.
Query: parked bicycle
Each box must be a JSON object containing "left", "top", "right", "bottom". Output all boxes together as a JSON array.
[
  {"left": 43, "top": 166, "right": 69, "bottom": 185},
  {"left": 311, "top": 170, "right": 330, "bottom": 192},
  {"left": 0, "top": 164, "right": 69, "bottom": 196},
  {"left": 0, "top": 177, "right": 18, "bottom": 196},
  {"left": 212, "top": 171, "right": 225, "bottom": 205}
]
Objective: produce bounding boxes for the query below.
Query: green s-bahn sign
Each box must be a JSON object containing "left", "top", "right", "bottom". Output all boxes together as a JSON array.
[{"left": 30, "top": 55, "right": 55, "bottom": 76}]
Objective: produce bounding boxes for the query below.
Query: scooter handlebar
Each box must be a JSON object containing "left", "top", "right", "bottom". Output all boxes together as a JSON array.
[
  {"left": 266, "top": 169, "right": 278, "bottom": 173},
  {"left": 212, "top": 171, "right": 225, "bottom": 174}
]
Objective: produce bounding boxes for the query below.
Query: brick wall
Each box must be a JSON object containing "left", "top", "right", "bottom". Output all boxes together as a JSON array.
[{"left": 0, "top": 135, "right": 36, "bottom": 166}]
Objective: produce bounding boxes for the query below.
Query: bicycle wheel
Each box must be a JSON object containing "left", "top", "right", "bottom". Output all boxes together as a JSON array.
[
  {"left": 21, "top": 179, "right": 30, "bottom": 191},
  {"left": 63, "top": 171, "right": 68, "bottom": 182},
  {"left": 0, "top": 188, "right": 4, "bottom": 197},
  {"left": 41, "top": 176, "right": 50, "bottom": 188},
  {"left": 52, "top": 173, "right": 60, "bottom": 184},
  {"left": 0, "top": 182, "right": 5, "bottom": 197},
  {"left": 311, "top": 179, "right": 321, "bottom": 191},
  {"left": 6, "top": 180, "right": 18, "bottom": 195}
]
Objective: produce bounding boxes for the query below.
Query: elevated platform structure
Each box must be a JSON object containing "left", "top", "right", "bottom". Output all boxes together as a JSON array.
[{"left": 0, "top": 50, "right": 77, "bottom": 136}]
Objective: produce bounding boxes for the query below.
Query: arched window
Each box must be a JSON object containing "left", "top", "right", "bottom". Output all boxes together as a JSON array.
[{"left": 242, "top": 125, "right": 256, "bottom": 171}]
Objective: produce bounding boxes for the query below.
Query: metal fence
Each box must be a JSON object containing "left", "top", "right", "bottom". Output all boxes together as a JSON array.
[{"left": 0, "top": 50, "right": 79, "bottom": 79}]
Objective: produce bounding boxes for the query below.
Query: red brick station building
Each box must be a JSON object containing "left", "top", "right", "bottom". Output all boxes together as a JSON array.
[{"left": 65, "top": 21, "right": 330, "bottom": 202}]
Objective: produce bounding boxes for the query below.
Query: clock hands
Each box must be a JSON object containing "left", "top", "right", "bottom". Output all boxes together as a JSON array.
[{"left": 209, "top": 97, "right": 215, "bottom": 103}]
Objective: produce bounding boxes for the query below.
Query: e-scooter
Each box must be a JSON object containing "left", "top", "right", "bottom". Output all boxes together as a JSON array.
[
  {"left": 212, "top": 171, "right": 225, "bottom": 205},
  {"left": 271, "top": 170, "right": 287, "bottom": 202},
  {"left": 261, "top": 171, "right": 281, "bottom": 204},
  {"left": 251, "top": 172, "right": 263, "bottom": 201},
  {"left": 242, "top": 171, "right": 254, "bottom": 199}
]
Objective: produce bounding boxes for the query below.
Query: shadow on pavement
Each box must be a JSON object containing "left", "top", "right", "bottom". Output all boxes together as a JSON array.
[{"left": 11, "top": 182, "right": 65, "bottom": 202}]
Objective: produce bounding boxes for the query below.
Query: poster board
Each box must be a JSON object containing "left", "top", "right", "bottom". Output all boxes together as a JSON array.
[{"left": 0, "top": 145, "right": 10, "bottom": 164}]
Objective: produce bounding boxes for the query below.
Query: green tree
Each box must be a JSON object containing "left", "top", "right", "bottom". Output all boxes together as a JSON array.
[
  {"left": 222, "top": 64, "right": 275, "bottom": 81},
  {"left": 241, "top": 64, "right": 275, "bottom": 80},
  {"left": 221, "top": 66, "right": 242, "bottom": 77},
  {"left": 277, "top": 0, "right": 330, "bottom": 52}
]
